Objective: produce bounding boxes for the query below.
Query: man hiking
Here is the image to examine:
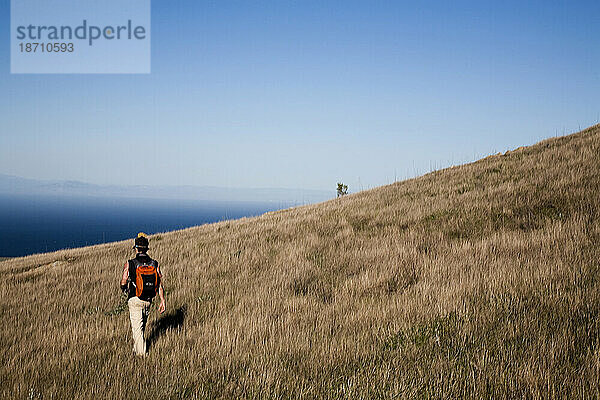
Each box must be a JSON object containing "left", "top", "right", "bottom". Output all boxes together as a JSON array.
[{"left": 120, "top": 233, "right": 166, "bottom": 356}]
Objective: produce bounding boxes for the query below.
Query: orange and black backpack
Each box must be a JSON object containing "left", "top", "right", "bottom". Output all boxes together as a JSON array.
[{"left": 128, "top": 254, "right": 160, "bottom": 302}]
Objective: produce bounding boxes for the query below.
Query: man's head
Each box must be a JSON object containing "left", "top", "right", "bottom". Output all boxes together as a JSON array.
[{"left": 133, "top": 232, "right": 149, "bottom": 253}]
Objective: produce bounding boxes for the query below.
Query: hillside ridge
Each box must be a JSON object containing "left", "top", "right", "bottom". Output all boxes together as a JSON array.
[{"left": 1, "top": 124, "right": 600, "bottom": 399}]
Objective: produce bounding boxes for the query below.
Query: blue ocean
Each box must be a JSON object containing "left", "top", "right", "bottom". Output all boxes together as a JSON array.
[{"left": 0, "top": 194, "right": 288, "bottom": 257}]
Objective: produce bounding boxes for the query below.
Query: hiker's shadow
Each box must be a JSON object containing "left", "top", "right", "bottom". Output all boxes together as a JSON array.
[{"left": 147, "top": 305, "right": 186, "bottom": 351}]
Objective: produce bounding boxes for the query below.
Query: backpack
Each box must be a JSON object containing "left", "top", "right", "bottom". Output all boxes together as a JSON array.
[
  {"left": 128, "top": 255, "right": 160, "bottom": 301},
  {"left": 135, "top": 263, "right": 159, "bottom": 299}
]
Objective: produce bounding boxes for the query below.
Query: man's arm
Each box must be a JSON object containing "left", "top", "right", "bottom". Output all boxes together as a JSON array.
[
  {"left": 158, "top": 284, "right": 166, "bottom": 314},
  {"left": 120, "top": 263, "right": 129, "bottom": 293},
  {"left": 157, "top": 266, "right": 166, "bottom": 313}
]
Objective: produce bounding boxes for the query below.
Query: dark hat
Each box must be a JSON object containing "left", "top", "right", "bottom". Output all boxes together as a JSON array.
[{"left": 133, "top": 232, "right": 149, "bottom": 249}]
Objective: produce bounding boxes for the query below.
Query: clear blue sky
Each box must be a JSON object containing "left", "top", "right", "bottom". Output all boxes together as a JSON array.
[{"left": 1, "top": 0, "right": 598, "bottom": 192}]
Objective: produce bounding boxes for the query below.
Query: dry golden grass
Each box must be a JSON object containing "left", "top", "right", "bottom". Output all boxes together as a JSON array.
[{"left": 2, "top": 125, "right": 600, "bottom": 399}]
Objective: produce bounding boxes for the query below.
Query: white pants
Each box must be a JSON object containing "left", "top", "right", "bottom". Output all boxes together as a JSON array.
[{"left": 128, "top": 297, "right": 151, "bottom": 356}]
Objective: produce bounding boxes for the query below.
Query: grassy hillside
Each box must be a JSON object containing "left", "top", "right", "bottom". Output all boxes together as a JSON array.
[{"left": 2, "top": 125, "right": 600, "bottom": 399}]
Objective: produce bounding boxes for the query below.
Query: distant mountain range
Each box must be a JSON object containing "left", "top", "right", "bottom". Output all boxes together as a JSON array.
[{"left": 0, "top": 174, "right": 334, "bottom": 204}]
